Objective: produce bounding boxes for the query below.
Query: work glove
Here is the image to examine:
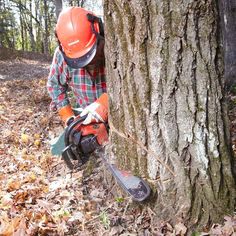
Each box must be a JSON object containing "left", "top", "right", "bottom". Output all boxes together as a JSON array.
[
  {"left": 58, "top": 105, "right": 85, "bottom": 126},
  {"left": 58, "top": 105, "right": 75, "bottom": 126},
  {"left": 80, "top": 93, "right": 108, "bottom": 125}
]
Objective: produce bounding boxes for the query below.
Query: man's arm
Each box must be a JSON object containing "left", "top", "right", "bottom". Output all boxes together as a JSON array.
[{"left": 47, "top": 47, "right": 74, "bottom": 124}]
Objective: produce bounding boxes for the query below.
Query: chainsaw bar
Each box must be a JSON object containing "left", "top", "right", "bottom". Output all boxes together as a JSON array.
[{"left": 100, "top": 155, "right": 151, "bottom": 202}]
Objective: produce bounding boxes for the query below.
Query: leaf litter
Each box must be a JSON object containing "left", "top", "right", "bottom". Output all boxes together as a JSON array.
[{"left": 0, "top": 58, "right": 235, "bottom": 235}]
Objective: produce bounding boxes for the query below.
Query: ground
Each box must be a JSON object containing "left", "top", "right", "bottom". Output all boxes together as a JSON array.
[{"left": 0, "top": 49, "right": 235, "bottom": 235}]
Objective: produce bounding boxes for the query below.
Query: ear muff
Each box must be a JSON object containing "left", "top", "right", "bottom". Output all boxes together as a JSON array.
[
  {"left": 98, "top": 18, "right": 104, "bottom": 37},
  {"left": 87, "top": 13, "right": 104, "bottom": 38}
]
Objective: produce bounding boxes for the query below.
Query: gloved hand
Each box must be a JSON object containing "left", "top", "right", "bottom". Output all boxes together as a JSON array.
[
  {"left": 80, "top": 93, "right": 108, "bottom": 125},
  {"left": 58, "top": 105, "right": 75, "bottom": 126}
]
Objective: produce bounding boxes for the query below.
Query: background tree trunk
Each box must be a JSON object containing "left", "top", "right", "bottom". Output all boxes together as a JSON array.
[
  {"left": 219, "top": 0, "right": 236, "bottom": 90},
  {"left": 104, "top": 0, "right": 236, "bottom": 231},
  {"left": 43, "top": 0, "right": 49, "bottom": 54},
  {"left": 54, "top": 0, "right": 62, "bottom": 19},
  {"left": 19, "top": 1, "right": 25, "bottom": 50},
  {"left": 28, "top": 1, "right": 36, "bottom": 51}
]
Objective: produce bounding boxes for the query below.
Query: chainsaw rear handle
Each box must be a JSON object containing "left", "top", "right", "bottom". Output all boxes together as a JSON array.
[
  {"left": 64, "top": 115, "right": 87, "bottom": 146},
  {"left": 62, "top": 115, "right": 87, "bottom": 170}
]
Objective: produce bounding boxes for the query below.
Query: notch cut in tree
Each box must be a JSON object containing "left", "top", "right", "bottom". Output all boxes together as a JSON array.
[{"left": 104, "top": 0, "right": 236, "bottom": 231}]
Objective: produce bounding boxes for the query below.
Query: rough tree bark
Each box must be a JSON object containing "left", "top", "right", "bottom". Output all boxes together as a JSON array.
[{"left": 104, "top": 0, "right": 236, "bottom": 231}]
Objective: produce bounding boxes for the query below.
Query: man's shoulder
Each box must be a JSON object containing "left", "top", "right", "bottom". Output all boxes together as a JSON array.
[
  {"left": 52, "top": 46, "right": 66, "bottom": 64},
  {"left": 54, "top": 46, "right": 64, "bottom": 58}
]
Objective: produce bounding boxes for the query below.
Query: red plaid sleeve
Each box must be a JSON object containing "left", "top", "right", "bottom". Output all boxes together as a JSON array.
[{"left": 47, "top": 47, "right": 70, "bottom": 111}]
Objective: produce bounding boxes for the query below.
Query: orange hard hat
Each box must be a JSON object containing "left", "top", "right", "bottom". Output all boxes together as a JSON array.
[{"left": 56, "top": 7, "right": 103, "bottom": 68}]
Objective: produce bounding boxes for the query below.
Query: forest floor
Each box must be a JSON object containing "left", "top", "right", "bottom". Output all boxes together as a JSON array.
[{"left": 0, "top": 49, "right": 236, "bottom": 235}]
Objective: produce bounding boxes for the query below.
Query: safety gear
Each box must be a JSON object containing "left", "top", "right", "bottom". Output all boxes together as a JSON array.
[
  {"left": 55, "top": 7, "right": 104, "bottom": 68},
  {"left": 80, "top": 93, "right": 108, "bottom": 125},
  {"left": 58, "top": 105, "right": 75, "bottom": 125}
]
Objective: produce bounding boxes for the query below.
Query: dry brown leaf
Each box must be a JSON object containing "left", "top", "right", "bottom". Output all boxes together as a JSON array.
[
  {"left": 0, "top": 214, "right": 22, "bottom": 236},
  {"left": 37, "top": 199, "right": 54, "bottom": 214},
  {"left": 210, "top": 224, "right": 223, "bottom": 235},
  {"left": 174, "top": 222, "right": 187, "bottom": 235},
  {"left": 13, "top": 218, "right": 27, "bottom": 236},
  {"left": 7, "top": 179, "right": 21, "bottom": 192},
  {"left": 13, "top": 191, "right": 28, "bottom": 203},
  {"left": 222, "top": 216, "right": 236, "bottom": 235},
  {"left": 2, "top": 129, "right": 12, "bottom": 138},
  {"left": 40, "top": 117, "right": 49, "bottom": 126},
  {"left": 24, "top": 172, "right": 37, "bottom": 183},
  {"left": 0, "top": 192, "right": 13, "bottom": 209},
  {"left": 0, "top": 173, "right": 6, "bottom": 181}
]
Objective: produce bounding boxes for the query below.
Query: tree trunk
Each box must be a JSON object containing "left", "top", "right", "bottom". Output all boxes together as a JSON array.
[
  {"left": 54, "top": 0, "right": 62, "bottom": 19},
  {"left": 0, "top": 0, "right": 4, "bottom": 47},
  {"left": 19, "top": 1, "right": 25, "bottom": 50},
  {"left": 35, "top": 0, "right": 42, "bottom": 52},
  {"left": 43, "top": 0, "right": 49, "bottom": 54},
  {"left": 219, "top": 0, "right": 236, "bottom": 90},
  {"left": 68, "top": 0, "right": 85, "bottom": 7},
  {"left": 28, "top": 1, "right": 36, "bottom": 51},
  {"left": 104, "top": 0, "right": 236, "bottom": 231},
  {"left": 77, "top": 0, "right": 85, "bottom": 7}
]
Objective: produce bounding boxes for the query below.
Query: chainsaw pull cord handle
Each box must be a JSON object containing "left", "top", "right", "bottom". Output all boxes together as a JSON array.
[{"left": 64, "top": 114, "right": 88, "bottom": 146}]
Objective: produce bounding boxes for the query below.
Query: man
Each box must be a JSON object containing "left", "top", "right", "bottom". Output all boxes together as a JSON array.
[{"left": 47, "top": 7, "right": 108, "bottom": 127}]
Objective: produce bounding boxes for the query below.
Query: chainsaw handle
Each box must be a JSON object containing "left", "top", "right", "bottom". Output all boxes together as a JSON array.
[{"left": 64, "top": 115, "right": 87, "bottom": 146}]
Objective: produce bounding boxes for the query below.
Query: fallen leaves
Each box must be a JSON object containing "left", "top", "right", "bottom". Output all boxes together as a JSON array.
[
  {"left": 0, "top": 213, "right": 25, "bottom": 236},
  {"left": 209, "top": 216, "right": 236, "bottom": 236}
]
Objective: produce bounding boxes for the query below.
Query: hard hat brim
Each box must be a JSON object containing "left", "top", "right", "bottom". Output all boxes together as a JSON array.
[{"left": 63, "top": 41, "right": 97, "bottom": 69}]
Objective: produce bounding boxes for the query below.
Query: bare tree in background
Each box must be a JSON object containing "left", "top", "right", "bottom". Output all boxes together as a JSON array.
[
  {"left": 0, "top": 0, "right": 103, "bottom": 52},
  {"left": 104, "top": 0, "right": 236, "bottom": 231},
  {"left": 0, "top": 0, "right": 16, "bottom": 48},
  {"left": 54, "top": 0, "right": 62, "bottom": 19},
  {"left": 67, "top": 0, "right": 85, "bottom": 7},
  {"left": 43, "top": 0, "right": 49, "bottom": 54},
  {"left": 220, "top": 0, "right": 236, "bottom": 90}
]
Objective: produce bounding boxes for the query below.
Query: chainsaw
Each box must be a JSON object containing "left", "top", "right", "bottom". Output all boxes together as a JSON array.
[
  {"left": 61, "top": 115, "right": 151, "bottom": 202},
  {"left": 62, "top": 115, "right": 109, "bottom": 169}
]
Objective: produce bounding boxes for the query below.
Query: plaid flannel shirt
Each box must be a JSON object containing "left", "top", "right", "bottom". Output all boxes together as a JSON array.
[{"left": 47, "top": 47, "right": 106, "bottom": 111}]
